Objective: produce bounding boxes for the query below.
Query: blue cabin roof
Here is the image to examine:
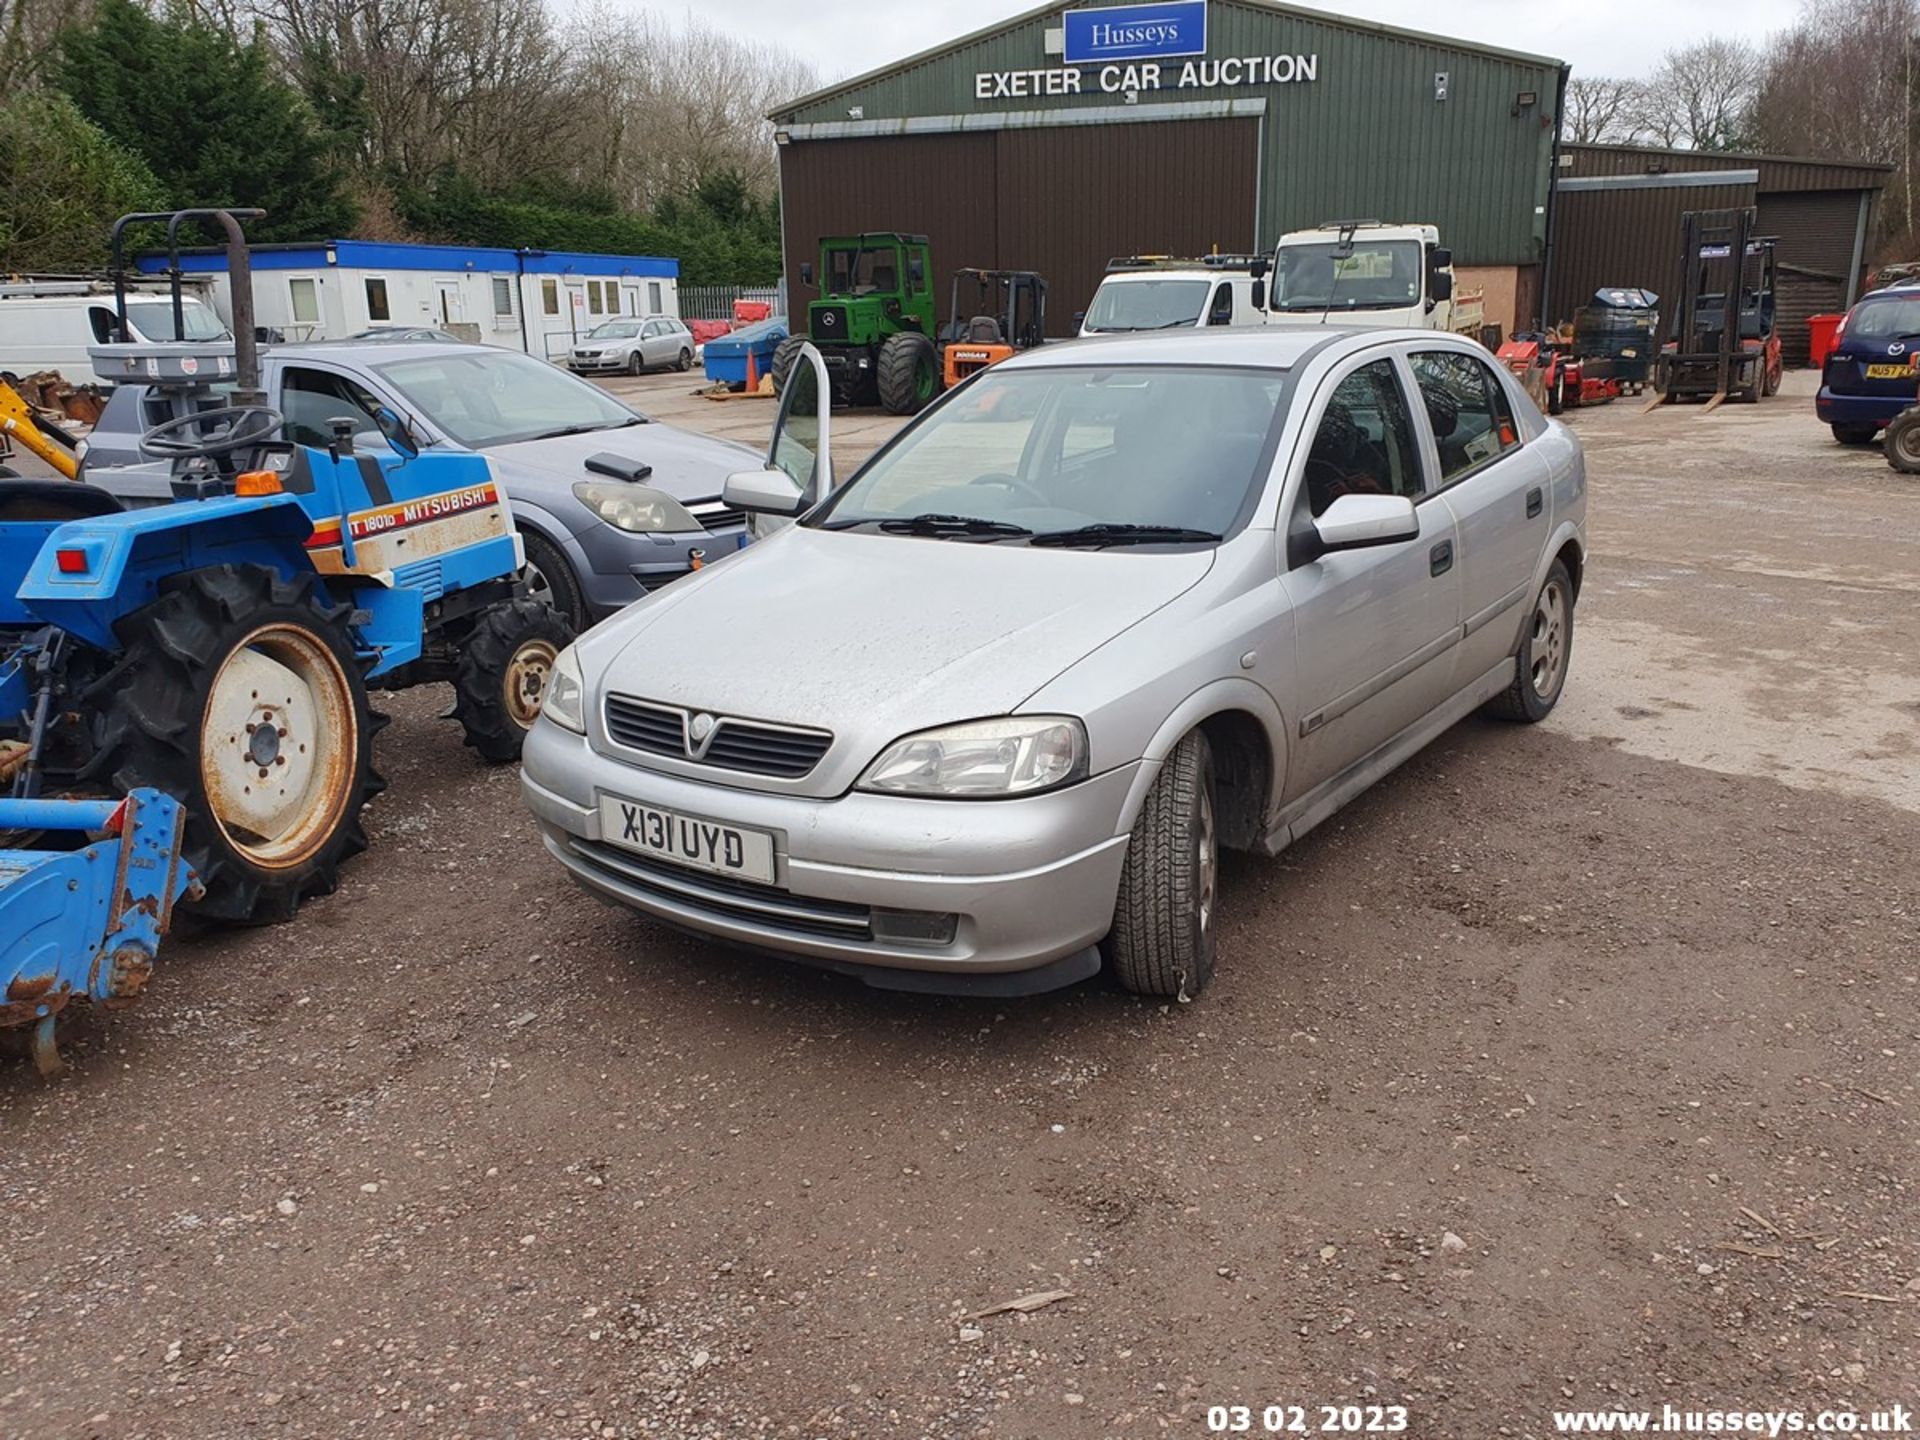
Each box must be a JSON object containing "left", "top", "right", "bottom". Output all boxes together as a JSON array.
[{"left": 135, "top": 239, "right": 677, "bottom": 280}]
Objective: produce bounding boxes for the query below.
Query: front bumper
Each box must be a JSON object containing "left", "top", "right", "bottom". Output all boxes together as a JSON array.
[
  {"left": 568, "top": 356, "right": 630, "bottom": 374},
  {"left": 520, "top": 719, "right": 1140, "bottom": 983},
  {"left": 568, "top": 522, "right": 750, "bottom": 619}
]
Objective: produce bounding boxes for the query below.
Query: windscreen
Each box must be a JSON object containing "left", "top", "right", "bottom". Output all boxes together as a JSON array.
[
  {"left": 125, "top": 299, "right": 230, "bottom": 342},
  {"left": 1272, "top": 240, "right": 1424, "bottom": 312},
  {"left": 1846, "top": 296, "right": 1920, "bottom": 341},
  {"left": 1081, "top": 279, "right": 1211, "bottom": 332},
  {"left": 811, "top": 365, "right": 1287, "bottom": 540},
  {"left": 378, "top": 351, "right": 641, "bottom": 447},
  {"left": 589, "top": 322, "right": 642, "bottom": 339}
]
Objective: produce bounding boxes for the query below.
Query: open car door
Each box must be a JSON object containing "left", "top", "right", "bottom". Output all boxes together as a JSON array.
[{"left": 722, "top": 341, "right": 833, "bottom": 541}]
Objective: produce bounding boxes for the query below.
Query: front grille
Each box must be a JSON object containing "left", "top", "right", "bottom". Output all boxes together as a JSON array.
[
  {"left": 812, "top": 304, "right": 849, "bottom": 339},
  {"left": 686, "top": 500, "right": 745, "bottom": 532},
  {"left": 603, "top": 695, "right": 833, "bottom": 778},
  {"left": 568, "top": 837, "right": 873, "bottom": 940}
]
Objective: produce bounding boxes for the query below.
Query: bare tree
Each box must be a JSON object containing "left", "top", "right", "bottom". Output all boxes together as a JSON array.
[
  {"left": 1565, "top": 75, "right": 1646, "bottom": 145},
  {"left": 1752, "top": 0, "right": 1917, "bottom": 244},
  {"left": 1634, "top": 38, "right": 1764, "bottom": 150}
]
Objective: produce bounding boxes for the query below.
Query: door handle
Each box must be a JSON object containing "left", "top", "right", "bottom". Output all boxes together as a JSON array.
[
  {"left": 1429, "top": 540, "right": 1454, "bottom": 577},
  {"left": 1526, "top": 486, "right": 1544, "bottom": 519}
]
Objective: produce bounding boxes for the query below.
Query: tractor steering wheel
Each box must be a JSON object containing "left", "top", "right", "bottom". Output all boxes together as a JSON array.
[{"left": 139, "top": 405, "right": 284, "bottom": 461}]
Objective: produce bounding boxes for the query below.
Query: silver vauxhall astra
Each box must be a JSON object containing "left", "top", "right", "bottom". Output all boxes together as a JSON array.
[{"left": 520, "top": 328, "right": 1587, "bottom": 998}]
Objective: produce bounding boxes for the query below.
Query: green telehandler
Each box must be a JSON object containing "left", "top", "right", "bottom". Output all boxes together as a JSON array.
[{"left": 772, "top": 233, "right": 941, "bottom": 415}]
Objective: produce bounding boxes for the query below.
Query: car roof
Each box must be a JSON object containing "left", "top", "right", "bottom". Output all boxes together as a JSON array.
[
  {"left": 999, "top": 326, "right": 1466, "bottom": 372},
  {"left": 267, "top": 340, "right": 509, "bottom": 364}
]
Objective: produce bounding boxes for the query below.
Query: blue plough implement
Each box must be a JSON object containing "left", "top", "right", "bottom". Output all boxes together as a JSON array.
[{"left": 0, "top": 791, "right": 198, "bottom": 1074}]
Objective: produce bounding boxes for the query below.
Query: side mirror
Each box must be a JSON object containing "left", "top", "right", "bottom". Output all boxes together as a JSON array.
[
  {"left": 799, "top": 262, "right": 815, "bottom": 287},
  {"left": 1072, "top": 310, "right": 1087, "bottom": 330},
  {"left": 1250, "top": 257, "right": 1269, "bottom": 280},
  {"left": 723, "top": 467, "right": 806, "bottom": 517},
  {"left": 1250, "top": 279, "right": 1267, "bottom": 311},
  {"left": 1291, "top": 493, "right": 1420, "bottom": 566},
  {"left": 373, "top": 406, "right": 420, "bottom": 458},
  {"left": 1429, "top": 271, "right": 1455, "bottom": 304},
  {"left": 1429, "top": 246, "right": 1453, "bottom": 271}
]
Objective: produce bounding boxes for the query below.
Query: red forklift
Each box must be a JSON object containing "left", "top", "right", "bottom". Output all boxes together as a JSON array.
[{"left": 1647, "top": 207, "right": 1783, "bottom": 412}]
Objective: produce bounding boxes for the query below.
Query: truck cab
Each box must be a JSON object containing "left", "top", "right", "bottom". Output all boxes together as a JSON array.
[
  {"left": 1077, "top": 256, "right": 1270, "bottom": 336},
  {"left": 1266, "top": 222, "right": 1456, "bottom": 330}
]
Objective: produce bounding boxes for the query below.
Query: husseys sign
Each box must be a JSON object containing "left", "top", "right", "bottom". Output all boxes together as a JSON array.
[{"left": 974, "top": 1, "right": 1320, "bottom": 101}]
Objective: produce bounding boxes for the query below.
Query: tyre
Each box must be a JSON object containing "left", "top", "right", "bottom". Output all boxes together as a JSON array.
[
  {"left": 518, "top": 529, "right": 588, "bottom": 632},
  {"left": 1831, "top": 422, "right": 1880, "bottom": 446},
  {"left": 1762, "top": 360, "right": 1781, "bottom": 397},
  {"left": 627, "top": 350, "right": 645, "bottom": 376},
  {"left": 677, "top": 347, "right": 693, "bottom": 372},
  {"left": 770, "top": 335, "right": 807, "bottom": 393},
  {"left": 1548, "top": 371, "right": 1566, "bottom": 416},
  {"left": 1484, "top": 559, "right": 1575, "bottom": 723},
  {"left": 80, "top": 564, "right": 383, "bottom": 923},
  {"left": 452, "top": 597, "right": 576, "bottom": 763},
  {"left": 0, "top": 464, "right": 18, "bottom": 478},
  {"left": 1884, "top": 409, "right": 1920, "bottom": 473},
  {"left": 1105, "top": 730, "right": 1218, "bottom": 999},
  {"left": 877, "top": 332, "right": 939, "bottom": 415}
]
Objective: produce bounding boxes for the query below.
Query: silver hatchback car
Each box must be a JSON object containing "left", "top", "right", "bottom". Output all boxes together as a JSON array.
[{"left": 521, "top": 329, "right": 1587, "bottom": 997}]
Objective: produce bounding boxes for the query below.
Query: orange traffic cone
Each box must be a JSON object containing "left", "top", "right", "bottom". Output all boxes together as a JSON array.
[{"left": 743, "top": 345, "right": 758, "bottom": 394}]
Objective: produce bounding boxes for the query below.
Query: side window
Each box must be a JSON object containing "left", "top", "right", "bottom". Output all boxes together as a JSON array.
[
  {"left": 1208, "top": 283, "right": 1235, "bottom": 326},
  {"left": 1410, "top": 351, "right": 1520, "bottom": 485},
  {"left": 1302, "top": 359, "right": 1424, "bottom": 518},
  {"left": 279, "top": 367, "right": 385, "bottom": 449}
]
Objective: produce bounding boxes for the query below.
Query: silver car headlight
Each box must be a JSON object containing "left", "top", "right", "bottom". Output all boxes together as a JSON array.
[
  {"left": 573, "top": 481, "right": 701, "bottom": 534},
  {"left": 858, "top": 717, "right": 1088, "bottom": 798},
  {"left": 542, "top": 643, "right": 587, "bottom": 734}
]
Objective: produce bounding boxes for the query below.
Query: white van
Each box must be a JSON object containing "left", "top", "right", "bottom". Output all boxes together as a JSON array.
[
  {"left": 0, "top": 285, "right": 231, "bottom": 384},
  {"left": 1078, "top": 257, "right": 1270, "bottom": 336}
]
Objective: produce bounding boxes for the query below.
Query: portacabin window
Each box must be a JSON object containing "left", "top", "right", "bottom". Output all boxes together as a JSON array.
[
  {"left": 541, "top": 278, "right": 560, "bottom": 316},
  {"left": 364, "top": 277, "right": 390, "bottom": 322},
  {"left": 288, "top": 276, "right": 320, "bottom": 325},
  {"left": 492, "top": 276, "right": 513, "bottom": 318},
  {"left": 648, "top": 280, "right": 662, "bottom": 313}
]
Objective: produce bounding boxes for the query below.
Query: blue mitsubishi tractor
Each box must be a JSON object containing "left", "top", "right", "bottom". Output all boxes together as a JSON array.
[{"left": 2, "top": 209, "right": 574, "bottom": 1069}]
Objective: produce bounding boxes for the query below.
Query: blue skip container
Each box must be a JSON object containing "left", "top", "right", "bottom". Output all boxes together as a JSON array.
[{"left": 702, "top": 317, "right": 789, "bottom": 388}]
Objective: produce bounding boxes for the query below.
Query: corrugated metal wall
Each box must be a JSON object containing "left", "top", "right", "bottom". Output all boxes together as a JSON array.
[
  {"left": 1565, "top": 143, "right": 1889, "bottom": 195},
  {"left": 774, "top": 0, "right": 1562, "bottom": 266},
  {"left": 1756, "top": 190, "right": 1865, "bottom": 278},
  {"left": 1547, "top": 182, "right": 1757, "bottom": 328},
  {"left": 1775, "top": 267, "right": 1846, "bottom": 367},
  {"left": 779, "top": 120, "right": 1259, "bottom": 332}
]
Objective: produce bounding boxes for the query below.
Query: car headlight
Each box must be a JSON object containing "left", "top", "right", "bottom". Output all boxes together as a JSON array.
[
  {"left": 542, "top": 643, "right": 587, "bottom": 734},
  {"left": 573, "top": 481, "right": 701, "bottom": 534},
  {"left": 858, "top": 716, "right": 1088, "bottom": 798}
]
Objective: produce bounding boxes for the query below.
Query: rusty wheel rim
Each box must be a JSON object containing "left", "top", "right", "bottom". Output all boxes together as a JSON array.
[
  {"left": 504, "top": 640, "right": 558, "bottom": 730},
  {"left": 199, "top": 624, "right": 356, "bottom": 869}
]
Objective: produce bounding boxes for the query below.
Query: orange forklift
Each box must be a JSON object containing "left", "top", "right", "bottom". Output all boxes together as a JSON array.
[{"left": 939, "top": 268, "right": 1048, "bottom": 387}]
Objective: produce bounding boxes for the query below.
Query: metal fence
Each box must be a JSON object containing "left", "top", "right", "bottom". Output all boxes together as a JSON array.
[{"left": 678, "top": 284, "right": 783, "bottom": 321}]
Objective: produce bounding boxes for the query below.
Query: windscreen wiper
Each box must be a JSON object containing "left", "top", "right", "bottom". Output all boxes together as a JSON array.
[
  {"left": 1029, "top": 523, "right": 1223, "bottom": 549},
  {"left": 867, "top": 512, "right": 1034, "bottom": 538}
]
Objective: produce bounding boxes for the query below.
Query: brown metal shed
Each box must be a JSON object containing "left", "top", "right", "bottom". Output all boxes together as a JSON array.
[{"left": 1548, "top": 143, "right": 1890, "bottom": 364}]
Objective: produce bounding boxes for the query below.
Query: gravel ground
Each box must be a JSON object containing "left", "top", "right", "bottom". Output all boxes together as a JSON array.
[{"left": 3, "top": 370, "right": 1916, "bottom": 1439}]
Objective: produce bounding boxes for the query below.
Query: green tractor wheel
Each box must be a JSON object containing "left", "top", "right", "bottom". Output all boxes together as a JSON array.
[
  {"left": 770, "top": 336, "right": 807, "bottom": 394},
  {"left": 878, "top": 333, "right": 939, "bottom": 416}
]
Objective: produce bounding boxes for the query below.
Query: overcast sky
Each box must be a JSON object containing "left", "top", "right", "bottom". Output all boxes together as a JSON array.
[{"left": 624, "top": 0, "right": 1804, "bottom": 84}]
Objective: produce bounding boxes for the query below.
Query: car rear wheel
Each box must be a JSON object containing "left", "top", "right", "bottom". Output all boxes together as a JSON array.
[
  {"left": 677, "top": 347, "right": 693, "bottom": 372},
  {"left": 1884, "top": 409, "right": 1920, "bottom": 473},
  {"left": 1106, "top": 729, "right": 1217, "bottom": 999},
  {"left": 1831, "top": 422, "right": 1880, "bottom": 446},
  {"left": 1484, "top": 559, "right": 1574, "bottom": 723}
]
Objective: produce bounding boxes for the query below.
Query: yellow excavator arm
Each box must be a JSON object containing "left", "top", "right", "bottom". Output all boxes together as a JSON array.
[{"left": 0, "top": 382, "right": 81, "bottom": 480}]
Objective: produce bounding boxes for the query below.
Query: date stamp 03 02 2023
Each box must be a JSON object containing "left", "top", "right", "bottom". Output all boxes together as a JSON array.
[{"left": 1206, "top": 1404, "right": 1412, "bottom": 1434}]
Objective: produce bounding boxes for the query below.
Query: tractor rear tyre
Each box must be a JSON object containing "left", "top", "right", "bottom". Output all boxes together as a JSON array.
[
  {"left": 770, "top": 336, "right": 807, "bottom": 394},
  {"left": 82, "top": 564, "right": 384, "bottom": 924},
  {"left": 877, "top": 333, "right": 939, "bottom": 416},
  {"left": 1831, "top": 422, "right": 1879, "bottom": 446},
  {"left": 1883, "top": 409, "right": 1920, "bottom": 473},
  {"left": 452, "top": 597, "right": 576, "bottom": 763}
]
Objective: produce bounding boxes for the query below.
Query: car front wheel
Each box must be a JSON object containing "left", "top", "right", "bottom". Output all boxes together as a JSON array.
[{"left": 1106, "top": 729, "right": 1217, "bottom": 999}]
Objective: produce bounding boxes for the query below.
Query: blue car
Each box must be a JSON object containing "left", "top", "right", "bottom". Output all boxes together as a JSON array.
[{"left": 1817, "top": 285, "right": 1920, "bottom": 444}]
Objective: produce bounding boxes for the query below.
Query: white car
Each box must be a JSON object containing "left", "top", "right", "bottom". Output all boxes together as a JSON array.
[
  {"left": 1079, "top": 260, "right": 1269, "bottom": 335},
  {"left": 568, "top": 317, "right": 696, "bottom": 376}
]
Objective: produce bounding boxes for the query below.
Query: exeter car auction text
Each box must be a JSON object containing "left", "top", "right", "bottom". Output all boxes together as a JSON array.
[{"left": 975, "top": 54, "right": 1319, "bottom": 100}]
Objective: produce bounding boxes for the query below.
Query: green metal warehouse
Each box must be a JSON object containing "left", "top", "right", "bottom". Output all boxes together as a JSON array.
[{"left": 769, "top": 0, "right": 1569, "bottom": 335}]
